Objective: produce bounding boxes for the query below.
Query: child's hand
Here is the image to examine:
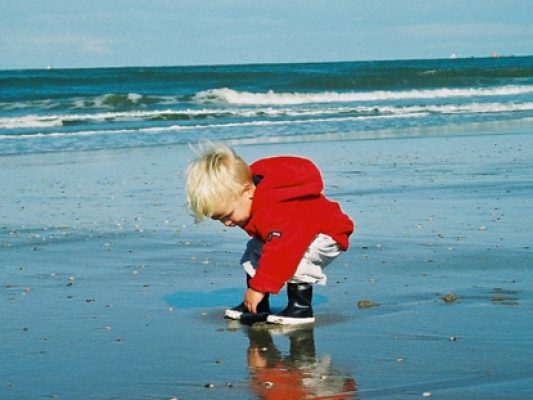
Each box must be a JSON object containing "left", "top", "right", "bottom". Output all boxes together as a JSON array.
[{"left": 244, "top": 288, "right": 265, "bottom": 314}]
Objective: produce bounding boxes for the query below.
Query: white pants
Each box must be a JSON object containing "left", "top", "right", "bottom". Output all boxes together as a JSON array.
[{"left": 241, "top": 234, "right": 341, "bottom": 286}]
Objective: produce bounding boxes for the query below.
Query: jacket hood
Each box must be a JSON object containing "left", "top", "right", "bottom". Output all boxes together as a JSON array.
[{"left": 250, "top": 156, "right": 323, "bottom": 211}]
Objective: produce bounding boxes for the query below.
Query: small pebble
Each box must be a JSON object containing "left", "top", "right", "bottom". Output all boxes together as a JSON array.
[
  {"left": 442, "top": 293, "right": 458, "bottom": 303},
  {"left": 357, "top": 299, "right": 379, "bottom": 309}
]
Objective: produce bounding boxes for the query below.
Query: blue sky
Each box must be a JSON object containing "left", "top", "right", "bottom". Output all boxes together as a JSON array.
[{"left": 1, "top": 0, "right": 532, "bottom": 69}]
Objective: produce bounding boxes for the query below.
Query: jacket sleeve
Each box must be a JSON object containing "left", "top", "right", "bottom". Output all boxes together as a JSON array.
[{"left": 247, "top": 207, "right": 318, "bottom": 294}]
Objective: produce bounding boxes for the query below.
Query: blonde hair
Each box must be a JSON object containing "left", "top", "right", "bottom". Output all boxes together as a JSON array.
[{"left": 185, "top": 141, "right": 251, "bottom": 222}]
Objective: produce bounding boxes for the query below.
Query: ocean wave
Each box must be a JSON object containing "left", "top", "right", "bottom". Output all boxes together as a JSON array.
[
  {"left": 386, "top": 102, "right": 533, "bottom": 115},
  {"left": 3, "top": 84, "right": 532, "bottom": 115},
  {"left": 5, "top": 112, "right": 532, "bottom": 145},
  {"left": 192, "top": 86, "right": 533, "bottom": 105},
  {"left": 0, "top": 116, "right": 65, "bottom": 129},
  {"left": 2, "top": 102, "right": 533, "bottom": 130},
  {"left": 0, "top": 109, "right": 260, "bottom": 130},
  {"left": 0, "top": 107, "right": 379, "bottom": 130},
  {"left": 0, "top": 93, "right": 183, "bottom": 112},
  {"left": 0, "top": 112, "right": 427, "bottom": 140},
  {"left": 69, "top": 93, "right": 181, "bottom": 109}
]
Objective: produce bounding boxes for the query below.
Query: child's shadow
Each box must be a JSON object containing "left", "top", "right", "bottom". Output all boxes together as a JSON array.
[{"left": 244, "top": 324, "right": 357, "bottom": 399}]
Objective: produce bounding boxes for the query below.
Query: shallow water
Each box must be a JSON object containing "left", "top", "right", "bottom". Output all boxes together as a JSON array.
[
  {"left": 1, "top": 131, "right": 533, "bottom": 399},
  {"left": 2, "top": 56, "right": 533, "bottom": 155}
]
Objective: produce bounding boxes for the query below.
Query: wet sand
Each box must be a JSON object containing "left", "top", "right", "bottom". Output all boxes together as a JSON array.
[{"left": 2, "top": 128, "right": 533, "bottom": 399}]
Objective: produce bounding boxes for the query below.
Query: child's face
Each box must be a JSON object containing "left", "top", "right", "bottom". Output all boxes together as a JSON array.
[{"left": 211, "top": 183, "right": 254, "bottom": 227}]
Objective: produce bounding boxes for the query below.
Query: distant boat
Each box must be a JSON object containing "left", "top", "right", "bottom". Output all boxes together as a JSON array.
[
  {"left": 449, "top": 53, "right": 457, "bottom": 59},
  {"left": 47, "top": 64, "right": 54, "bottom": 70}
]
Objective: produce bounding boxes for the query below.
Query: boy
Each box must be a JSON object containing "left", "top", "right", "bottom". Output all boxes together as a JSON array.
[{"left": 185, "top": 142, "right": 354, "bottom": 325}]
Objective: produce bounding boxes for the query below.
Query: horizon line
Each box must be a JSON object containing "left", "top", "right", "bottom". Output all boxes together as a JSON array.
[{"left": 2, "top": 53, "right": 532, "bottom": 73}]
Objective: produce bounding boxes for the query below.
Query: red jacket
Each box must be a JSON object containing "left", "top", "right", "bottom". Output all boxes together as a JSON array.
[{"left": 243, "top": 156, "right": 354, "bottom": 294}]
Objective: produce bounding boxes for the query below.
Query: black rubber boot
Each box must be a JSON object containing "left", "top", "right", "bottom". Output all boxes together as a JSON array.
[
  {"left": 267, "top": 283, "right": 315, "bottom": 325},
  {"left": 225, "top": 275, "right": 270, "bottom": 322}
]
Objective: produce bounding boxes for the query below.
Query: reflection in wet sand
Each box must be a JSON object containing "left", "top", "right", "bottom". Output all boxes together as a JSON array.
[{"left": 245, "top": 325, "right": 357, "bottom": 399}]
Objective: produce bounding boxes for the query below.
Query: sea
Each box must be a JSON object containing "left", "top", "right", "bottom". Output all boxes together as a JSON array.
[{"left": 1, "top": 56, "right": 533, "bottom": 156}]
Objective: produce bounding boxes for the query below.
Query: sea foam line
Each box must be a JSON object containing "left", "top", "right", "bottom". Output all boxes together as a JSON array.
[
  {"left": 0, "top": 106, "right": 400, "bottom": 130},
  {"left": 192, "top": 86, "right": 533, "bottom": 105},
  {"left": 2, "top": 101, "right": 533, "bottom": 130},
  {"left": 0, "top": 113, "right": 425, "bottom": 140},
  {"left": 0, "top": 93, "right": 182, "bottom": 112},
  {"left": 0, "top": 108, "right": 262, "bottom": 130}
]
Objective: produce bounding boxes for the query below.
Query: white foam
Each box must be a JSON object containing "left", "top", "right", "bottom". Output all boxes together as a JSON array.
[
  {"left": 382, "top": 102, "right": 533, "bottom": 115},
  {"left": 0, "top": 115, "right": 64, "bottom": 129},
  {"left": 0, "top": 109, "right": 234, "bottom": 129},
  {"left": 127, "top": 93, "right": 143, "bottom": 103},
  {"left": 0, "top": 112, "right": 427, "bottom": 140},
  {"left": 192, "top": 86, "right": 533, "bottom": 105},
  {"left": 2, "top": 101, "right": 533, "bottom": 131},
  {"left": 0, "top": 93, "right": 186, "bottom": 113}
]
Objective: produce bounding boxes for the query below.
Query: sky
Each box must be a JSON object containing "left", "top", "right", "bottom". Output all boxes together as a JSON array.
[{"left": 1, "top": 0, "right": 532, "bottom": 70}]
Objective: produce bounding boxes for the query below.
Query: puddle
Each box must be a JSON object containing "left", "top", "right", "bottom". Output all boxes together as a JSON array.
[{"left": 164, "top": 287, "right": 328, "bottom": 309}]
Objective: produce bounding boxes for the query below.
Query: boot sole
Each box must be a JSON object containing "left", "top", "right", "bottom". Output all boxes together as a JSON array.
[
  {"left": 225, "top": 309, "right": 270, "bottom": 323},
  {"left": 224, "top": 309, "right": 243, "bottom": 320},
  {"left": 266, "top": 315, "right": 315, "bottom": 325}
]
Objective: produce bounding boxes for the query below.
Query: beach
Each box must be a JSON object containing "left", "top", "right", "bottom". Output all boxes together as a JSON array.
[{"left": 2, "top": 125, "right": 532, "bottom": 399}]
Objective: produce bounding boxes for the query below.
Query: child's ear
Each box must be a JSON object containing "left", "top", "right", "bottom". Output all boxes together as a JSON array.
[{"left": 242, "top": 182, "right": 255, "bottom": 198}]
